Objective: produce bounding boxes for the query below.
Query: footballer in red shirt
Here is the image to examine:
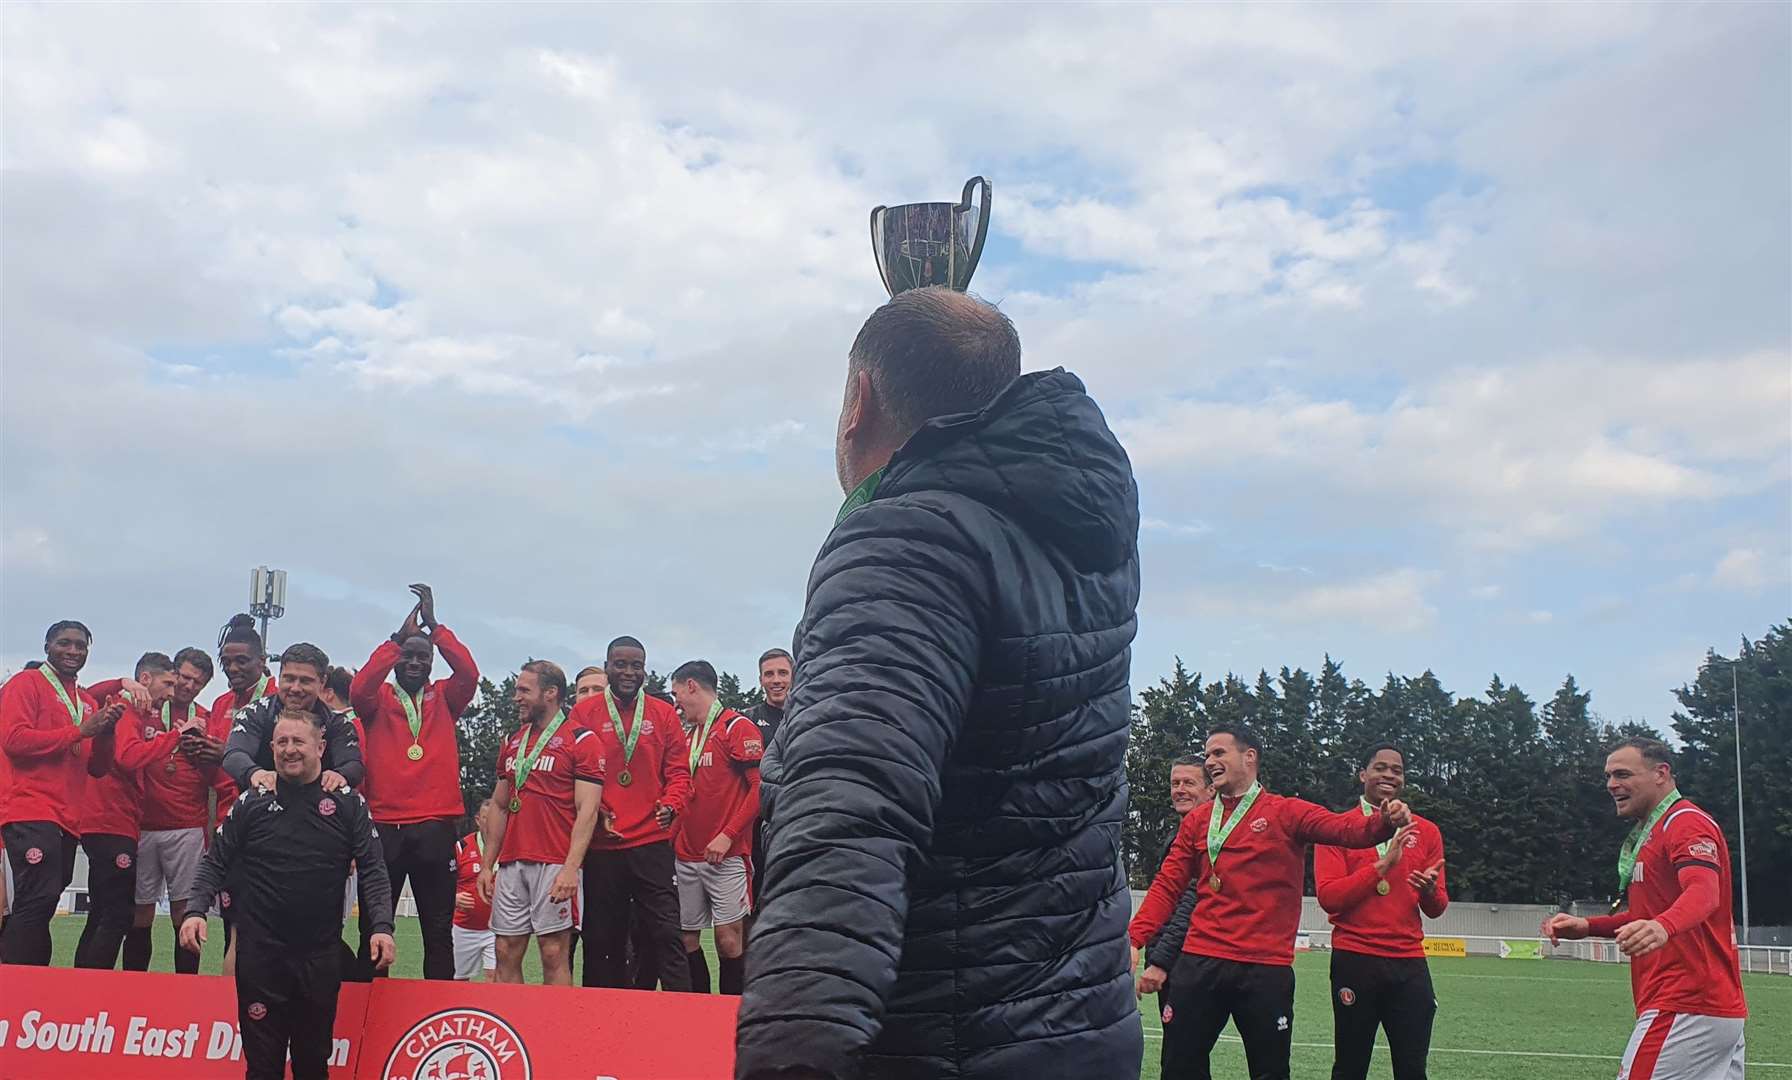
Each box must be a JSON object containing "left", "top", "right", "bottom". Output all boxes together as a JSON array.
[
  {"left": 349, "top": 584, "right": 479, "bottom": 981},
  {"left": 205, "top": 614, "right": 278, "bottom": 978},
  {"left": 1544, "top": 738, "right": 1746, "bottom": 1080},
  {"left": 1, "top": 622, "right": 122, "bottom": 966},
  {"left": 1314, "top": 743, "right": 1449, "bottom": 1080},
  {"left": 476, "top": 661, "right": 604, "bottom": 986},
  {"left": 568, "top": 635, "right": 693, "bottom": 991},
  {"left": 668, "top": 660, "right": 763, "bottom": 995},
  {"left": 75, "top": 653, "right": 182, "bottom": 970},
  {"left": 452, "top": 799, "right": 498, "bottom": 982},
  {"left": 1130, "top": 725, "right": 1410, "bottom": 1080}
]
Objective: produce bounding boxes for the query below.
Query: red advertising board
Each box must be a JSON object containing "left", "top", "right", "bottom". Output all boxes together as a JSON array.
[{"left": 0, "top": 966, "right": 738, "bottom": 1080}]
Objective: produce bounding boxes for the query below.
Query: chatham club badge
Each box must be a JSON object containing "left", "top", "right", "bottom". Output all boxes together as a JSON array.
[{"left": 383, "top": 1007, "right": 532, "bottom": 1080}]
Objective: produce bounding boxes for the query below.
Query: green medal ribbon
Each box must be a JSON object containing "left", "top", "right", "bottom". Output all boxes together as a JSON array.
[
  {"left": 243, "top": 673, "right": 272, "bottom": 707},
  {"left": 39, "top": 666, "right": 84, "bottom": 727},
  {"left": 512, "top": 709, "right": 570, "bottom": 807},
  {"left": 1617, "top": 789, "right": 1681, "bottom": 896},
  {"left": 394, "top": 683, "right": 425, "bottom": 746},
  {"left": 687, "top": 700, "right": 725, "bottom": 773},
  {"left": 1206, "top": 780, "right": 1263, "bottom": 889},
  {"left": 1360, "top": 797, "right": 1393, "bottom": 859},
  {"left": 604, "top": 687, "right": 645, "bottom": 785},
  {"left": 158, "top": 700, "right": 197, "bottom": 731},
  {"left": 834, "top": 467, "right": 885, "bottom": 526}
]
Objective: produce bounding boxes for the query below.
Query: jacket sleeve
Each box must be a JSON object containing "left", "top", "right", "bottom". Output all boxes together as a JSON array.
[
  {"left": 349, "top": 642, "right": 398, "bottom": 723},
  {"left": 720, "top": 720, "right": 763, "bottom": 843},
  {"left": 1145, "top": 880, "right": 1199, "bottom": 971},
  {"left": 185, "top": 797, "right": 246, "bottom": 916},
  {"left": 1314, "top": 843, "right": 1381, "bottom": 915},
  {"left": 221, "top": 703, "right": 266, "bottom": 788},
  {"left": 1129, "top": 807, "right": 1202, "bottom": 948},
  {"left": 1419, "top": 826, "right": 1449, "bottom": 919},
  {"left": 658, "top": 715, "right": 693, "bottom": 816},
  {"left": 110, "top": 713, "right": 165, "bottom": 772},
  {"left": 1289, "top": 797, "right": 1393, "bottom": 849},
  {"left": 348, "top": 795, "right": 394, "bottom": 935},
  {"left": 323, "top": 710, "right": 366, "bottom": 788},
  {"left": 734, "top": 499, "right": 991, "bottom": 1080},
  {"left": 431, "top": 626, "right": 480, "bottom": 716},
  {"left": 1, "top": 677, "right": 83, "bottom": 759}
]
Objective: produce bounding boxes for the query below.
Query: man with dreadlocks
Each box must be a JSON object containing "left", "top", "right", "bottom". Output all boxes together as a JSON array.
[{"left": 1, "top": 621, "right": 125, "bottom": 965}]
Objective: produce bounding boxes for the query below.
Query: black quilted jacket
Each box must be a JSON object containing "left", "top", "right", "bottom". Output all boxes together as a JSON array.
[{"left": 736, "top": 369, "right": 1143, "bottom": 1080}]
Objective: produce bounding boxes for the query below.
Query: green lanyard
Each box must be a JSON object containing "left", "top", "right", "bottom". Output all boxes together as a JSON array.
[
  {"left": 687, "top": 700, "right": 725, "bottom": 773},
  {"left": 1360, "top": 798, "right": 1393, "bottom": 858},
  {"left": 1618, "top": 790, "right": 1681, "bottom": 895},
  {"left": 394, "top": 683, "right": 425, "bottom": 743},
  {"left": 38, "top": 667, "right": 84, "bottom": 726},
  {"left": 513, "top": 710, "right": 569, "bottom": 797},
  {"left": 604, "top": 687, "right": 645, "bottom": 785},
  {"left": 159, "top": 700, "right": 197, "bottom": 731},
  {"left": 835, "top": 467, "right": 885, "bottom": 526},
  {"left": 1205, "top": 781, "right": 1262, "bottom": 892},
  {"left": 244, "top": 673, "right": 272, "bottom": 707}
]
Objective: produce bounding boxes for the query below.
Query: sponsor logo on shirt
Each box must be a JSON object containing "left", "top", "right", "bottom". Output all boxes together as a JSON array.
[
  {"left": 1249, "top": 818, "right": 1269, "bottom": 833},
  {"left": 698, "top": 752, "right": 714, "bottom": 768},
  {"left": 382, "top": 1007, "right": 533, "bottom": 1080},
  {"left": 144, "top": 724, "right": 159, "bottom": 739},
  {"left": 1689, "top": 839, "right": 1718, "bottom": 860}
]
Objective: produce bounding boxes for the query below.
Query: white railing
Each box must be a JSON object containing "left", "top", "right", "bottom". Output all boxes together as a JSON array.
[{"left": 1301, "top": 928, "right": 1792, "bottom": 975}]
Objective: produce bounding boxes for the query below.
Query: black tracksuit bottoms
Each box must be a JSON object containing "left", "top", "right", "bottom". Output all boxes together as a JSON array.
[
  {"left": 235, "top": 936, "right": 343, "bottom": 1080},
  {"left": 1329, "top": 948, "right": 1437, "bottom": 1080}
]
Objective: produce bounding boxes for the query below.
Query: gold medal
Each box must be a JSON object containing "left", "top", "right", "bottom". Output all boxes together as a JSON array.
[
  {"left": 1376, "top": 879, "right": 1391, "bottom": 896},
  {"left": 1209, "top": 874, "right": 1221, "bottom": 892},
  {"left": 618, "top": 769, "right": 633, "bottom": 787},
  {"left": 407, "top": 744, "right": 424, "bottom": 761},
  {"left": 508, "top": 796, "right": 522, "bottom": 814}
]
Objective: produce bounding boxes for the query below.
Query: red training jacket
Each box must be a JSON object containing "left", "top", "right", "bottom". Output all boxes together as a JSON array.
[
  {"left": 570, "top": 691, "right": 692, "bottom": 851},
  {"left": 1314, "top": 809, "right": 1449, "bottom": 958},
  {"left": 674, "top": 707, "right": 763, "bottom": 862},
  {"left": 1, "top": 668, "right": 98, "bottom": 834},
  {"left": 1130, "top": 787, "right": 1394, "bottom": 967},
  {"left": 113, "top": 700, "right": 213, "bottom": 832},
  {"left": 1586, "top": 798, "right": 1747, "bottom": 1019},
  {"left": 349, "top": 625, "right": 479, "bottom": 824}
]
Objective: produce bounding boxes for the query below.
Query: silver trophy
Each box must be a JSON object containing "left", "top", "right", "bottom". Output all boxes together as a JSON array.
[{"left": 870, "top": 176, "right": 991, "bottom": 295}]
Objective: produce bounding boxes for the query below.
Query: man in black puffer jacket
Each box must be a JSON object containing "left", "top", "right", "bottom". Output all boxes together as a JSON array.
[{"left": 736, "top": 287, "right": 1142, "bottom": 1080}]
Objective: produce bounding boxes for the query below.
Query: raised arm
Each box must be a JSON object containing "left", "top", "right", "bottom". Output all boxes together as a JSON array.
[
  {"left": 735, "top": 500, "right": 990, "bottom": 1080},
  {"left": 431, "top": 626, "right": 480, "bottom": 716},
  {"left": 1290, "top": 796, "right": 1398, "bottom": 849},
  {"left": 349, "top": 642, "right": 398, "bottom": 721}
]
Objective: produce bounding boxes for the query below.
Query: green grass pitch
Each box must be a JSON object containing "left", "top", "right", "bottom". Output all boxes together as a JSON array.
[{"left": 44, "top": 917, "right": 1792, "bottom": 1078}]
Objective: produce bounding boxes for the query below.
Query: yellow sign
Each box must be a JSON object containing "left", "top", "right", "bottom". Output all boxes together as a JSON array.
[{"left": 1422, "top": 937, "right": 1467, "bottom": 958}]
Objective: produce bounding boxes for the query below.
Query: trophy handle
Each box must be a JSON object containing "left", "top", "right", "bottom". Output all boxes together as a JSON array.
[
  {"left": 869, "top": 205, "right": 896, "bottom": 297},
  {"left": 954, "top": 176, "right": 992, "bottom": 289}
]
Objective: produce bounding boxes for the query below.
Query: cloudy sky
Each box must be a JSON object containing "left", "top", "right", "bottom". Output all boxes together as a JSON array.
[{"left": 3, "top": 4, "right": 1787, "bottom": 731}]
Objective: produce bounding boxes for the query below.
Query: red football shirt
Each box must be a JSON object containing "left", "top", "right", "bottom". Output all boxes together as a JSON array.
[
  {"left": 674, "top": 708, "right": 763, "bottom": 862},
  {"left": 207, "top": 677, "right": 276, "bottom": 811},
  {"left": 349, "top": 626, "right": 479, "bottom": 825},
  {"left": 569, "top": 692, "right": 692, "bottom": 852},
  {"left": 1315, "top": 810, "right": 1449, "bottom": 958},
  {"left": 453, "top": 831, "right": 493, "bottom": 931},
  {"left": 1588, "top": 799, "right": 1747, "bottom": 1018},
  {"left": 1130, "top": 788, "right": 1394, "bottom": 967},
  {"left": 496, "top": 722, "right": 605, "bottom": 866},
  {"left": 80, "top": 699, "right": 150, "bottom": 840},
  {"left": 1, "top": 668, "right": 98, "bottom": 833},
  {"left": 112, "top": 701, "right": 212, "bottom": 832}
]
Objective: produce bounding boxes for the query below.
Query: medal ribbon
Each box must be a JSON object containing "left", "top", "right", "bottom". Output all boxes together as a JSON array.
[
  {"left": 1206, "top": 780, "right": 1262, "bottom": 872},
  {"left": 1360, "top": 797, "right": 1393, "bottom": 858},
  {"left": 687, "top": 700, "right": 725, "bottom": 772},
  {"left": 394, "top": 683, "right": 425, "bottom": 744},
  {"left": 834, "top": 467, "right": 885, "bottom": 526},
  {"left": 243, "top": 673, "right": 272, "bottom": 707},
  {"left": 39, "top": 666, "right": 84, "bottom": 727},
  {"left": 513, "top": 710, "right": 570, "bottom": 797},
  {"left": 1617, "top": 789, "right": 1681, "bottom": 895},
  {"left": 604, "top": 687, "right": 644, "bottom": 768}
]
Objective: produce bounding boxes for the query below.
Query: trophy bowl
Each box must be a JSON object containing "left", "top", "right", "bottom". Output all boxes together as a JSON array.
[{"left": 870, "top": 176, "right": 991, "bottom": 296}]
